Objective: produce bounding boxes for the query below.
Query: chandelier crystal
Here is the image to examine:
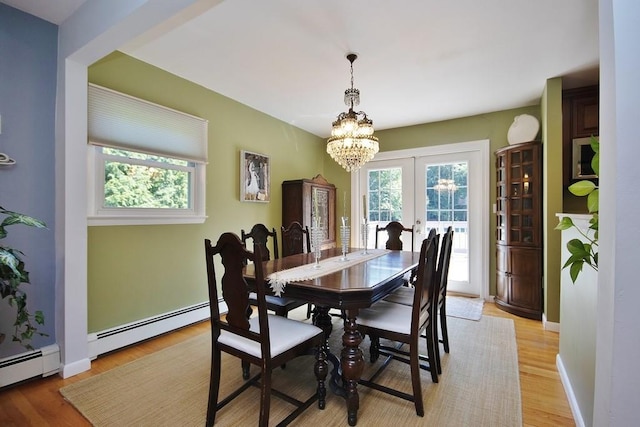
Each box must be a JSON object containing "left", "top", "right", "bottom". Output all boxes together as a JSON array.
[{"left": 327, "top": 53, "right": 379, "bottom": 172}]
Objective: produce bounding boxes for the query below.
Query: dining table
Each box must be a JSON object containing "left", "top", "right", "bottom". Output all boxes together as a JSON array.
[{"left": 243, "top": 247, "right": 420, "bottom": 426}]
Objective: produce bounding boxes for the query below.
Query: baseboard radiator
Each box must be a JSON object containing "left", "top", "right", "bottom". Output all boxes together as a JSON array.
[
  {"left": 0, "top": 300, "right": 224, "bottom": 388},
  {"left": 88, "top": 300, "right": 216, "bottom": 359},
  {"left": 0, "top": 344, "right": 60, "bottom": 387}
]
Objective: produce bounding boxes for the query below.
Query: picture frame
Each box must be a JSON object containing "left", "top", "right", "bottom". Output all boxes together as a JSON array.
[
  {"left": 572, "top": 137, "right": 598, "bottom": 179},
  {"left": 240, "top": 150, "right": 270, "bottom": 202}
]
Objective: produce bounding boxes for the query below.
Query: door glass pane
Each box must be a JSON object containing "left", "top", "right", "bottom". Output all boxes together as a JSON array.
[
  {"left": 425, "top": 161, "right": 468, "bottom": 282},
  {"left": 367, "top": 167, "right": 403, "bottom": 247}
]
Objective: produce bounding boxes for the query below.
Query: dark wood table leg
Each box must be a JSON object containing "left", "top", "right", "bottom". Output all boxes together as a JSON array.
[
  {"left": 313, "top": 306, "right": 347, "bottom": 398},
  {"left": 341, "top": 308, "right": 363, "bottom": 426}
]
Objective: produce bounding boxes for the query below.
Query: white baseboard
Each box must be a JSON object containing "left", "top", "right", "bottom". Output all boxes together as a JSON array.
[
  {"left": 87, "top": 301, "right": 212, "bottom": 359},
  {"left": 0, "top": 344, "right": 60, "bottom": 387},
  {"left": 60, "top": 357, "right": 92, "bottom": 379},
  {"left": 543, "top": 312, "right": 560, "bottom": 332},
  {"left": 556, "top": 354, "right": 586, "bottom": 427}
]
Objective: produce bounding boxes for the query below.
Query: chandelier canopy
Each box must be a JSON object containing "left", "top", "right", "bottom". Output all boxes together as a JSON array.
[{"left": 327, "top": 53, "right": 379, "bottom": 172}]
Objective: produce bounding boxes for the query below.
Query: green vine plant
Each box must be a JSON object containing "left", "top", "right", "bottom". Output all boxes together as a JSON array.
[
  {"left": 555, "top": 136, "right": 599, "bottom": 283},
  {"left": 0, "top": 206, "right": 47, "bottom": 349}
]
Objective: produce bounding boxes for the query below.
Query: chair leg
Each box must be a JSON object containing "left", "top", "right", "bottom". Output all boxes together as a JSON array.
[
  {"left": 242, "top": 360, "right": 250, "bottom": 380},
  {"left": 314, "top": 344, "right": 328, "bottom": 409},
  {"left": 410, "top": 339, "right": 425, "bottom": 417},
  {"left": 258, "top": 368, "right": 272, "bottom": 427},
  {"left": 206, "top": 347, "right": 222, "bottom": 427},
  {"left": 433, "top": 315, "right": 442, "bottom": 375},
  {"left": 369, "top": 335, "right": 380, "bottom": 363},
  {"left": 440, "top": 305, "right": 450, "bottom": 353},
  {"left": 424, "top": 325, "right": 439, "bottom": 383},
  {"left": 306, "top": 303, "right": 313, "bottom": 319}
]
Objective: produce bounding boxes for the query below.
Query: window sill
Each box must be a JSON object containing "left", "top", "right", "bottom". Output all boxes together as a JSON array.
[{"left": 88, "top": 215, "right": 207, "bottom": 226}]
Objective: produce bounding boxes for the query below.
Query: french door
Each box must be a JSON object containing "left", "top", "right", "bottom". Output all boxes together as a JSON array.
[{"left": 354, "top": 140, "right": 489, "bottom": 298}]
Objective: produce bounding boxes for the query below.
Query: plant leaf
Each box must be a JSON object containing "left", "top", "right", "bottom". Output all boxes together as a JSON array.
[
  {"left": 591, "top": 153, "right": 599, "bottom": 175},
  {"left": 569, "top": 260, "right": 584, "bottom": 283},
  {"left": 0, "top": 248, "right": 21, "bottom": 275},
  {"left": 590, "top": 136, "right": 600, "bottom": 175},
  {"left": 568, "top": 180, "right": 596, "bottom": 197},
  {"left": 587, "top": 189, "right": 599, "bottom": 213},
  {"left": 566, "top": 239, "right": 590, "bottom": 257},
  {"left": 555, "top": 217, "right": 575, "bottom": 230},
  {"left": 1, "top": 212, "right": 47, "bottom": 229}
]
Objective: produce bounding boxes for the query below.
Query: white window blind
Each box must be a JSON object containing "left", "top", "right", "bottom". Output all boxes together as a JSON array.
[{"left": 88, "top": 84, "right": 208, "bottom": 163}]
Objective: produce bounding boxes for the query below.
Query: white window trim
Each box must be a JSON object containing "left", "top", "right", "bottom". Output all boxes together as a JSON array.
[
  {"left": 87, "top": 146, "right": 207, "bottom": 226},
  {"left": 87, "top": 84, "right": 208, "bottom": 226}
]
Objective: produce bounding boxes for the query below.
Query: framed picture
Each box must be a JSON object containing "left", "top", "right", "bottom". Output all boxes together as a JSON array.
[
  {"left": 240, "top": 150, "right": 270, "bottom": 202},
  {"left": 572, "top": 137, "right": 598, "bottom": 179}
]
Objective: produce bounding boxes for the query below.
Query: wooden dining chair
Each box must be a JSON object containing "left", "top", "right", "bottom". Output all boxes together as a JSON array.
[
  {"left": 241, "top": 223, "right": 279, "bottom": 262},
  {"left": 375, "top": 221, "right": 415, "bottom": 252},
  {"left": 241, "top": 223, "right": 308, "bottom": 318},
  {"left": 383, "top": 227, "right": 453, "bottom": 375},
  {"left": 375, "top": 221, "right": 417, "bottom": 285},
  {"left": 204, "top": 233, "right": 327, "bottom": 427},
  {"left": 281, "top": 221, "right": 314, "bottom": 318},
  {"left": 281, "top": 221, "right": 311, "bottom": 257},
  {"left": 433, "top": 226, "right": 454, "bottom": 374},
  {"left": 356, "top": 233, "right": 440, "bottom": 417}
]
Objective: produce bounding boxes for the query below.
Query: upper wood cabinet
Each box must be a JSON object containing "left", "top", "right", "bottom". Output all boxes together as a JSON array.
[
  {"left": 282, "top": 175, "right": 336, "bottom": 250},
  {"left": 563, "top": 85, "right": 599, "bottom": 186}
]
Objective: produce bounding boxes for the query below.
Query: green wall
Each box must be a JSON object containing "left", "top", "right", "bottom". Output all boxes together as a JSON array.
[
  {"left": 542, "top": 78, "right": 564, "bottom": 323},
  {"left": 87, "top": 52, "right": 326, "bottom": 332}
]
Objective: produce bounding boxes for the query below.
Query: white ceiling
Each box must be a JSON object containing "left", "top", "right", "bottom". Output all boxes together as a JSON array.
[{"left": 4, "top": 0, "right": 599, "bottom": 138}]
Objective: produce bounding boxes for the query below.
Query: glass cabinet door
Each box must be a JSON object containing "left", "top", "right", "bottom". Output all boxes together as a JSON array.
[
  {"left": 311, "top": 187, "right": 330, "bottom": 242},
  {"left": 505, "top": 144, "right": 539, "bottom": 246}
]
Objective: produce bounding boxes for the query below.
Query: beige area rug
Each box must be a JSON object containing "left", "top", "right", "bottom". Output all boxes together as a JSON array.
[
  {"left": 446, "top": 296, "right": 485, "bottom": 321},
  {"left": 60, "top": 315, "right": 520, "bottom": 427}
]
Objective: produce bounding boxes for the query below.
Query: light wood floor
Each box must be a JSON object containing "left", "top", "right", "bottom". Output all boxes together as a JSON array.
[{"left": 0, "top": 302, "right": 574, "bottom": 426}]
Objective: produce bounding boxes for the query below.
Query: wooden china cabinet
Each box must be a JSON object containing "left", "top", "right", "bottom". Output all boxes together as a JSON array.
[
  {"left": 494, "top": 141, "right": 543, "bottom": 320},
  {"left": 282, "top": 174, "right": 336, "bottom": 250}
]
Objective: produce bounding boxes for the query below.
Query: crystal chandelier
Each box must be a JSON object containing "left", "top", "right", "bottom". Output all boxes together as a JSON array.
[{"left": 327, "top": 53, "right": 379, "bottom": 172}]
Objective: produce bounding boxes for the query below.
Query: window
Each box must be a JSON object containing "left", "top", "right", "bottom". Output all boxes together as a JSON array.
[
  {"left": 87, "top": 84, "right": 208, "bottom": 225},
  {"left": 367, "top": 168, "right": 403, "bottom": 222}
]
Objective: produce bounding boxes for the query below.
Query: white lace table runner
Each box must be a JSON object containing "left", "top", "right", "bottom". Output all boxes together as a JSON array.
[{"left": 267, "top": 249, "right": 389, "bottom": 296}]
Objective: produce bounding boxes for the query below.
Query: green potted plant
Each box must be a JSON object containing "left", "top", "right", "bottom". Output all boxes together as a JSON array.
[
  {"left": 555, "top": 136, "right": 599, "bottom": 283},
  {"left": 0, "top": 206, "right": 47, "bottom": 349}
]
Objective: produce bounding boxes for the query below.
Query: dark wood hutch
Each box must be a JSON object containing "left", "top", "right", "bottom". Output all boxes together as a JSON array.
[
  {"left": 494, "top": 141, "right": 543, "bottom": 320},
  {"left": 282, "top": 175, "right": 336, "bottom": 250}
]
